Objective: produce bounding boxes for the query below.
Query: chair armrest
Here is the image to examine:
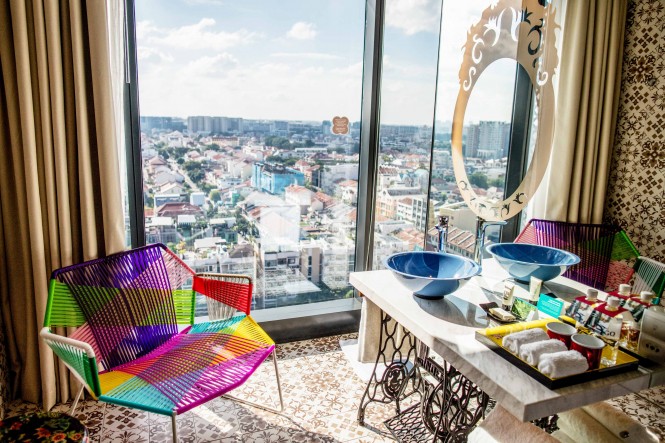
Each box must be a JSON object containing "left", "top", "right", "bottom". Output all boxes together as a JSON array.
[
  {"left": 196, "top": 273, "right": 252, "bottom": 285},
  {"left": 193, "top": 273, "right": 253, "bottom": 315},
  {"left": 40, "top": 328, "right": 101, "bottom": 397}
]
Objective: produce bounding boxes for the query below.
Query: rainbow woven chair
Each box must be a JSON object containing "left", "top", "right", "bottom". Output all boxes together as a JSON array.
[
  {"left": 40, "top": 244, "right": 283, "bottom": 442},
  {"left": 626, "top": 257, "right": 665, "bottom": 305},
  {"left": 515, "top": 219, "right": 640, "bottom": 291}
]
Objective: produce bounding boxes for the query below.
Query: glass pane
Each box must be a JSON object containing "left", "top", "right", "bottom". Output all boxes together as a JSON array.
[
  {"left": 427, "top": 1, "right": 521, "bottom": 254},
  {"left": 371, "top": 0, "right": 443, "bottom": 269},
  {"left": 134, "top": 0, "right": 364, "bottom": 314}
]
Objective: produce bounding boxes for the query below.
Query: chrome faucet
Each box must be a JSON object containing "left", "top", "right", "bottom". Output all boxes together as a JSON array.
[
  {"left": 428, "top": 215, "right": 449, "bottom": 253},
  {"left": 474, "top": 217, "right": 507, "bottom": 265}
]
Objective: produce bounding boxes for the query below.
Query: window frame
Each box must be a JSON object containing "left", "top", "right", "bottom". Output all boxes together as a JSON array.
[{"left": 122, "top": 0, "right": 536, "bottom": 340}]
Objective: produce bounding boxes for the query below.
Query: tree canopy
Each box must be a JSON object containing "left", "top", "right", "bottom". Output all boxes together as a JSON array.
[
  {"left": 209, "top": 189, "right": 221, "bottom": 202},
  {"left": 469, "top": 171, "right": 489, "bottom": 189}
]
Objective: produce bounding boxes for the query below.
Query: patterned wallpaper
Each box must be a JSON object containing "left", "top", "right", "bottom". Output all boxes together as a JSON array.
[{"left": 604, "top": 0, "right": 665, "bottom": 262}]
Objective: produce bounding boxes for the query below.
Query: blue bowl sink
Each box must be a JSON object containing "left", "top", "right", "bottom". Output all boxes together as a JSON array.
[
  {"left": 384, "top": 251, "right": 482, "bottom": 299},
  {"left": 486, "top": 243, "right": 580, "bottom": 283}
]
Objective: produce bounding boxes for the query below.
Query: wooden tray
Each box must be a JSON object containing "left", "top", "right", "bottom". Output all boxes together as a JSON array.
[{"left": 475, "top": 319, "right": 640, "bottom": 389}]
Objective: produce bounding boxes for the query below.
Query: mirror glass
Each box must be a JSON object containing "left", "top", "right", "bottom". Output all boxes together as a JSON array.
[{"left": 462, "top": 58, "right": 518, "bottom": 201}]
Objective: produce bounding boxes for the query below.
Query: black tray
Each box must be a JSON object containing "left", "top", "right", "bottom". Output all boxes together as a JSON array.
[{"left": 475, "top": 322, "right": 640, "bottom": 389}]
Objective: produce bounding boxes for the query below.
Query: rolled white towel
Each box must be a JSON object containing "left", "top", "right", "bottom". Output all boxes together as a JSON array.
[
  {"left": 519, "top": 339, "right": 568, "bottom": 366},
  {"left": 502, "top": 328, "right": 549, "bottom": 354},
  {"left": 537, "top": 350, "right": 589, "bottom": 378}
]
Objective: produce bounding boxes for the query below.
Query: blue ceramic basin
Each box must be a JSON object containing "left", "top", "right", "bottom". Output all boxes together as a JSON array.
[
  {"left": 486, "top": 243, "right": 580, "bottom": 283},
  {"left": 384, "top": 251, "right": 482, "bottom": 299}
]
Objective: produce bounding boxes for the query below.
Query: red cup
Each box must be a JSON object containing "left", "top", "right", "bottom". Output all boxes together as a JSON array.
[
  {"left": 571, "top": 334, "right": 605, "bottom": 370},
  {"left": 546, "top": 322, "right": 576, "bottom": 349}
]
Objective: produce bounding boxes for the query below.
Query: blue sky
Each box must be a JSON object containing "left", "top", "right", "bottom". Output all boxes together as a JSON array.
[{"left": 135, "top": 0, "right": 517, "bottom": 125}]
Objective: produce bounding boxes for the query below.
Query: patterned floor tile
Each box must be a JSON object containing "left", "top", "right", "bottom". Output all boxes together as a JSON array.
[
  {"left": 636, "top": 384, "right": 665, "bottom": 410},
  {"left": 605, "top": 393, "right": 665, "bottom": 441},
  {"left": 104, "top": 404, "right": 151, "bottom": 431},
  {"left": 226, "top": 426, "right": 337, "bottom": 443},
  {"left": 305, "top": 409, "right": 394, "bottom": 442},
  {"left": 8, "top": 334, "right": 665, "bottom": 442},
  {"left": 100, "top": 424, "right": 150, "bottom": 443},
  {"left": 4, "top": 399, "right": 40, "bottom": 416}
]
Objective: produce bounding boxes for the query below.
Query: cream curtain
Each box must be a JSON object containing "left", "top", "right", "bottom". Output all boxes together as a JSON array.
[
  {"left": 532, "top": 0, "right": 627, "bottom": 224},
  {"left": 0, "top": 0, "right": 124, "bottom": 409}
]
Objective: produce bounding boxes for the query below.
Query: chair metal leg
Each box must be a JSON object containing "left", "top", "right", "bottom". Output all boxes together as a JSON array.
[
  {"left": 271, "top": 349, "right": 285, "bottom": 412},
  {"left": 224, "top": 348, "right": 284, "bottom": 413},
  {"left": 69, "top": 384, "right": 85, "bottom": 416},
  {"left": 171, "top": 414, "right": 178, "bottom": 443}
]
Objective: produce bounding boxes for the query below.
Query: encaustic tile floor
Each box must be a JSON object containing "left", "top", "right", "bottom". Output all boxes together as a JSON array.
[{"left": 5, "top": 333, "right": 665, "bottom": 442}]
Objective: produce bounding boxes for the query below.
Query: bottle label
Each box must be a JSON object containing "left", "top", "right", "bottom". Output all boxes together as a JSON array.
[
  {"left": 566, "top": 297, "right": 598, "bottom": 325},
  {"left": 586, "top": 303, "right": 626, "bottom": 338}
]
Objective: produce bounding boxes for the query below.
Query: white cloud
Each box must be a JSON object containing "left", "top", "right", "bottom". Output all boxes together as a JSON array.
[
  {"left": 184, "top": 0, "right": 225, "bottom": 5},
  {"left": 287, "top": 22, "right": 317, "bottom": 40},
  {"left": 181, "top": 54, "right": 238, "bottom": 78},
  {"left": 136, "top": 20, "right": 159, "bottom": 40},
  {"left": 137, "top": 46, "right": 174, "bottom": 63},
  {"left": 137, "top": 58, "right": 365, "bottom": 122},
  {"left": 270, "top": 52, "right": 341, "bottom": 61},
  {"left": 386, "top": 0, "right": 440, "bottom": 35},
  {"left": 149, "top": 18, "right": 258, "bottom": 51}
]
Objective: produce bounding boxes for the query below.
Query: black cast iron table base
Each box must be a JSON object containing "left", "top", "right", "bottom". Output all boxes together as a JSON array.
[{"left": 357, "top": 310, "right": 558, "bottom": 442}]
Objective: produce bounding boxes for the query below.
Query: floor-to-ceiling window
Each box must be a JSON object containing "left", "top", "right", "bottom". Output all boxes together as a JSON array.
[
  {"left": 425, "top": 1, "right": 522, "bottom": 253},
  {"left": 370, "top": 0, "right": 442, "bottom": 269},
  {"left": 119, "top": 0, "right": 562, "bottom": 327},
  {"left": 128, "top": 0, "right": 365, "bottom": 320}
]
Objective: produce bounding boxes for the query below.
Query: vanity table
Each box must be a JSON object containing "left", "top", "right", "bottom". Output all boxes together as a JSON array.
[{"left": 350, "top": 258, "right": 665, "bottom": 441}]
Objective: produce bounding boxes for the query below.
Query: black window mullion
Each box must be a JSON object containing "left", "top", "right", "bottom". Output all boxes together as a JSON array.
[
  {"left": 354, "top": 0, "right": 385, "bottom": 273},
  {"left": 501, "top": 64, "right": 534, "bottom": 242},
  {"left": 124, "top": 0, "right": 145, "bottom": 247}
]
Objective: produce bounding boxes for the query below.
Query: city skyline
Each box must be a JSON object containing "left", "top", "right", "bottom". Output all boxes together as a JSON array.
[{"left": 140, "top": 114, "right": 509, "bottom": 130}]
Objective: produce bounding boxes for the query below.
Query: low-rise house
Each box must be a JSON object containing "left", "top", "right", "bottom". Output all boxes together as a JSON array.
[{"left": 155, "top": 202, "right": 205, "bottom": 218}]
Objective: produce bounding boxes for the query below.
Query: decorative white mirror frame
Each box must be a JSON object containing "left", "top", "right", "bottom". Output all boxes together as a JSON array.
[{"left": 451, "top": 0, "right": 560, "bottom": 221}]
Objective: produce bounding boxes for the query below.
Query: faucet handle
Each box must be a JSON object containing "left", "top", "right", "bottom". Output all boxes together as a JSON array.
[
  {"left": 481, "top": 220, "right": 507, "bottom": 239},
  {"left": 428, "top": 216, "right": 450, "bottom": 233},
  {"left": 482, "top": 219, "right": 507, "bottom": 231}
]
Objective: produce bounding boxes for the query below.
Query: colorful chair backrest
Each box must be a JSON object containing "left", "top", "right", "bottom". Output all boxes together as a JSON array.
[
  {"left": 46, "top": 244, "right": 195, "bottom": 370},
  {"left": 630, "top": 257, "right": 665, "bottom": 304},
  {"left": 515, "top": 219, "right": 639, "bottom": 291}
]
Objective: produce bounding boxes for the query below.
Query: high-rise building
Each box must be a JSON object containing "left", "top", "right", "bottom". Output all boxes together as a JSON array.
[
  {"left": 465, "top": 121, "right": 511, "bottom": 159},
  {"left": 140, "top": 116, "right": 186, "bottom": 132},
  {"left": 187, "top": 116, "right": 207, "bottom": 134}
]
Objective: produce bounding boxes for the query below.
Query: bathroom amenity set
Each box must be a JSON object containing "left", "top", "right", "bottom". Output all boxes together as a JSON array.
[
  {"left": 567, "top": 283, "right": 659, "bottom": 357},
  {"left": 475, "top": 319, "right": 639, "bottom": 388},
  {"left": 497, "top": 276, "right": 662, "bottom": 364}
]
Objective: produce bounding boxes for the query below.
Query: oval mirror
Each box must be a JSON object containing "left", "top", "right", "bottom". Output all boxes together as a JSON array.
[
  {"left": 462, "top": 58, "right": 518, "bottom": 202},
  {"left": 451, "top": 0, "right": 560, "bottom": 221}
]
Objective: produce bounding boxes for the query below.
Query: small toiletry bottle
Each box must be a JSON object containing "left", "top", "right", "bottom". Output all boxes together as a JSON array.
[
  {"left": 502, "top": 282, "right": 515, "bottom": 311},
  {"left": 606, "top": 283, "right": 632, "bottom": 308},
  {"left": 627, "top": 290, "right": 655, "bottom": 322},
  {"left": 627, "top": 318, "right": 641, "bottom": 351},
  {"left": 566, "top": 288, "right": 599, "bottom": 326},
  {"left": 528, "top": 276, "right": 543, "bottom": 306},
  {"left": 618, "top": 290, "right": 654, "bottom": 323},
  {"left": 586, "top": 297, "right": 627, "bottom": 338},
  {"left": 619, "top": 320, "right": 641, "bottom": 351}
]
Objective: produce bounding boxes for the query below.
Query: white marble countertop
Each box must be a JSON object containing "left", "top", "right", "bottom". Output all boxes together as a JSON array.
[{"left": 350, "top": 258, "right": 665, "bottom": 422}]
